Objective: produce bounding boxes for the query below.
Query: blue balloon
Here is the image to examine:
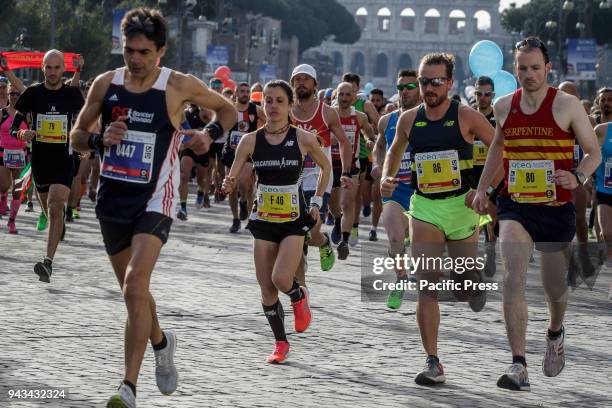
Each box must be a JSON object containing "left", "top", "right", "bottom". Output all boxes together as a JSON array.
[
  {"left": 364, "top": 82, "right": 374, "bottom": 94},
  {"left": 469, "top": 40, "right": 504, "bottom": 77},
  {"left": 491, "top": 70, "right": 518, "bottom": 102}
]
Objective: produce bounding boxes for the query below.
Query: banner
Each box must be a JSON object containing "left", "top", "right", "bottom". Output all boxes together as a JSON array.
[
  {"left": 259, "top": 64, "right": 277, "bottom": 84},
  {"left": 0, "top": 52, "right": 81, "bottom": 72},
  {"left": 566, "top": 38, "right": 597, "bottom": 81},
  {"left": 206, "top": 45, "right": 228, "bottom": 72},
  {"left": 112, "top": 9, "right": 125, "bottom": 55}
]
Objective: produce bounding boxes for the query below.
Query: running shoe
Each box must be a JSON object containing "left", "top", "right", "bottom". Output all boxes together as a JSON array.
[
  {"left": 72, "top": 208, "right": 80, "bottom": 219},
  {"left": 348, "top": 227, "right": 359, "bottom": 247},
  {"left": 415, "top": 356, "right": 446, "bottom": 385},
  {"left": 106, "top": 383, "right": 136, "bottom": 408},
  {"left": 319, "top": 232, "right": 336, "bottom": 271},
  {"left": 34, "top": 258, "right": 52, "bottom": 283},
  {"left": 36, "top": 212, "right": 48, "bottom": 231},
  {"left": 362, "top": 205, "right": 371, "bottom": 217},
  {"left": 26, "top": 201, "right": 34, "bottom": 212},
  {"left": 542, "top": 326, "right": 565, "bottom": 377},
  {"left": 497, "top": 363, "right": 530, "bottom": 391},
  {"left": 291, "top": 286, "right": 311, "bottom": 333},
  {"left": 267, "top": 340, "right": 290, "bottom": 364},
  {"left": 203, "top": 194, "right": 211, "bottom": 208},
  {"left": 369, "top": 230, "right": 378, "bottom": 241},
  {"left": 337, "top": 241, "right": 349, "bottom": 260},
  {"left": 325, "top": 213, "right": 334, "bottom": 225},
  {"left": 195, "top": 192, "right": 204, "bottom": 209},
  {"left": 88, "top": 189, "right": 97, "bottom": 202},
  {"left": 154, "top": 330, "right": 178, "bottom": 395},
  {"left": 230, "top": 218, "right": 241, "bottom": 233},
  {"left": 177, "top": 208, "right": 188, "bottom": 221},
  {"left": 239, "top": 201, "right": 248, "bottom": 221},
  {"left": 8, "top": 219, "right": 17, "bottom": 234},
  {"left": 387, "top": 284, "right": 405, "bottom": 310},
  {"left": 468, "top": 287, "right": 487, "bottom": 312}
]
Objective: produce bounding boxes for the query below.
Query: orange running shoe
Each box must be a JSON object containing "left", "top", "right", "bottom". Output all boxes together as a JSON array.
[
  {"left": 291, "top": 286, "right": 311, "bottom": 333},
  {"left": 267, "top": 341, "right": 290, "bottom": 364}
]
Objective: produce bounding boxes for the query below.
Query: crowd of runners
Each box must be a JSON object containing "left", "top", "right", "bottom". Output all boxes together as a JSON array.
[{"left": 1, "top": 7, "right": 611, "bottom": 408}]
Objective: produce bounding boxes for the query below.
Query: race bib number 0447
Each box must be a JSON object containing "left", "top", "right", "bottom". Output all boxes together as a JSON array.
[{"left": 101, "top": 130, "right": 156, "bottom": 184}]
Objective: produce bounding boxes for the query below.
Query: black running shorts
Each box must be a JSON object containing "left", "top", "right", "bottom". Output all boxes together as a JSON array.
[{"left": 99, "top": 211, "right": 173, "bottom": 256}]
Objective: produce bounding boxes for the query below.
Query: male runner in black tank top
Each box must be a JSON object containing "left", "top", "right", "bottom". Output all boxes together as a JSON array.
[{"left": 70, "top": 8, "right": 236, "bottom": 408}]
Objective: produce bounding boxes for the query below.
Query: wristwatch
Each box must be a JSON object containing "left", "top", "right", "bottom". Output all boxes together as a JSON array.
[{"left": 573, "top": 170, "right": 586, "bottom": 185}]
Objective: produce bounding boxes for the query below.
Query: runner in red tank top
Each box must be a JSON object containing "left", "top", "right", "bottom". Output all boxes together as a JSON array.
[
  {"left": 289, "top": 64, "right": 353, "bottom": 279},
  {"left": 472, "top": 36, "right": 600, "bottom": 392},
  {"left": 330, "top": 82, "right": 374, "bottom": 260}
]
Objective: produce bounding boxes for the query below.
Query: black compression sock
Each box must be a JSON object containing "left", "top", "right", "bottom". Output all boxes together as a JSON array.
[
  {"left": 334, "top": 216, "right": 342, "bottom": 228},
  {"left": 427, "top": 354, "right": 439, "bottom": 363},
  {"left": 263, "top": 300, "right": 287, "bottom": 342},
  {"left": 353, "top": 223, "right": 359, "bottom": 229},
  {"left": 122, "top": 380, "right": 136, "bottom": 397},
  {"left": 181, "top": 201, "right": 187, "bottom": 211},
  {"left": 342, "top": 232, "right": 350, "bottom": 243},
  {"left": 512, "top": 355, "right": 527, "bottom": 367},
  {"left": 152, "top": 331, "right": 167, "bottom": 351},
  {"left": 284, "top": 279, "right": 303, "bottom": 303}
]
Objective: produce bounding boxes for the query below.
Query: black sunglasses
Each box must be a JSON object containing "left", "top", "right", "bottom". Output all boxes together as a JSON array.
[
  {"left": 417, "top": 77, "right": 448, "bottom": 87},
  {"left": 475, "top": 91, "right": 494, "bottom": 97},
  {"left": 397, "top": 83, "right": 418, "bottom": 91},
  {"left": 515, "top": 38, "right": 544, "bottom": 51}
]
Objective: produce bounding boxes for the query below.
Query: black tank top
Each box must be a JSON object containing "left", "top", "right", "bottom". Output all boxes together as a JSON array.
[
  {"left": 250, "top": 126, "right": 308, "bottom": 223},
  {"left": 97, "top": 67, "right": 181, "bottom": 223},
  {"left": 226, "top": 102, "right": 258, "bottom": 150},
  {"left": 486, "top": 110, "right": 496, "bottom": 128},
  {"left": 409, "top": 100, "right": 474, "bottom": 199}
]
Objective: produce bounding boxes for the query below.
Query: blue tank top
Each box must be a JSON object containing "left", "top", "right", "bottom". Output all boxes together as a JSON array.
[
  {"left": 97, "top": 67, "right": 181, "bottom": 222},
  {"left": 596, "top": 123, "right": 612, "bottom": 194},
  {"left": 385, "top": 111, "right": 412, "bottom": 185}
]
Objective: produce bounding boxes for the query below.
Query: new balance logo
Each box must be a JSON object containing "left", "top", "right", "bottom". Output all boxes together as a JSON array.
[
  {"left": 285, "top": 140, "right": 294, "bottom": 147},
  {"left": 108, "top": 94, "right": 119, "bottom": 102}
]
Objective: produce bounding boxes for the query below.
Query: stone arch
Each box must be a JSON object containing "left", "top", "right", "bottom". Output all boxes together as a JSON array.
[
  {"left": 374, "top": 53, "right": 388, "bottom": 77},
  {"left": 474, "top": 10, "right": 491, "bottom": 34},
  {"left": 377, "top": 7, "right": 391, "bottom": 32},
  {"left": 355, "top": 7, "right": 368, "bottom": 29},
  {"left": 400, "top": 8, "right": 415, "bottom": 31},
  {"left": 351, "top": 51, "right": 366, "bottom": 76},
  {"left": 333, "top": 51, "right": 343, "bottom": 76},
  {"left": 424, "top": 8, "right": 440, "bottom": 34},
  {"left": 449, "top": 9, "right": 466, "bottom": 35},
  {"left": 397, "top": 53, "right": 413, "bottom": 74}
]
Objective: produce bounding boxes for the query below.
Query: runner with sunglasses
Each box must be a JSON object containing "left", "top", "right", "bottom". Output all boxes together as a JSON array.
[
  {"left": 472, "top": 36, "right": 601, "bottom": 391},
  {"left": 383, "top": 53, "right": 497, "bottom": 385},
  {"left": 372, "top": 69, "right": 420, "bottom": 309}
]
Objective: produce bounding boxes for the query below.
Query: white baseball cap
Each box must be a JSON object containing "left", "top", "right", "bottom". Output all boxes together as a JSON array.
[{"left": 291, "top": 64, "right": 317, "bottom": 82}]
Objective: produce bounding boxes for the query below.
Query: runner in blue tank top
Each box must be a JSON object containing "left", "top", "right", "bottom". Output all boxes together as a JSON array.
[
  {"left": 70, "top": 8, "right": 236, "bottom": 408},
  {"left": 372, "top": 69, "right": 420, "bottom": 310},
  {"left": 595, "top": 121, "right": 612, "bottom": 261}
]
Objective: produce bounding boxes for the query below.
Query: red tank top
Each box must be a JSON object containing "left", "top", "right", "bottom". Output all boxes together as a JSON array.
[
  {"left": 292, "top": 100, "right": 331, "bottom": 148},
  {"left": 501, "top": 87, "right": 574, "bottom": 203},
  {"left": 331, "top": 107, "right": 360, "bottom": 164}
]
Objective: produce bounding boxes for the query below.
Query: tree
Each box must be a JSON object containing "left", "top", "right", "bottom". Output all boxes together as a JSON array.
[
  {"left": 233, "top": 0, "right": 361, "bottom": 52},
  {"left": 501, "top": 0, "right": 611, "bottom": 46}
]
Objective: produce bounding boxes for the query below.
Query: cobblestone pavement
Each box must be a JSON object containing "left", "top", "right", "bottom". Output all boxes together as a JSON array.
[{"left": 1, "top": 193, "right": 611, "bottom": 408}]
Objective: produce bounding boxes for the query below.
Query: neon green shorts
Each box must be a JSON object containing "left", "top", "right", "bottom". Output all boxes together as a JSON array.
[{"left": 408, "top": 192, "right": 480, "bottom": 241}]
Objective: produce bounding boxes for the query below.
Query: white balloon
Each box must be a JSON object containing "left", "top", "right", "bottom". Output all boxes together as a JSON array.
[{"left": 465, "top": 85, "right": 476, "bottom": 99}]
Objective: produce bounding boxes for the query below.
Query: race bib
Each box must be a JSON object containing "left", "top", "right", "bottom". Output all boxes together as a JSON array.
[
  {"left": 605, "top": 158, "right": 612, "bottom": 189},
  {"left": 101, "top": 130, "right": 156, "bottom": 184},
  {"left": 397, "top": 151, "right": 412, "bottom": 184},
  {"left": 473, "top": 141, "right": 488, "bottom": 166},
  {"left": 256, "top": 183, "right": 300, "bottom": 223},
  {"left": 414, "top": 149, "right": 461, "bottom": 194},
  {"left": 36, "top": 114, "right": 67, "bottom": 143},
  {"left": 508, "top": 160, "right": 556, "bottom": 203},
  {"left": 573, "top": 145, "right": 581, "bottom": 169},
  {"left": 4, "top": 149, "right": 26, "bottom": 168},
  {"left": 230, "top": 131, "right": 245, "bottom": 149}
]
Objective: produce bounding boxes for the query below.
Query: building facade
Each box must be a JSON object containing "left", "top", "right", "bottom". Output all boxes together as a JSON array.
[{"left": 306, "top": 0, "right": 512, "bottom": 97}]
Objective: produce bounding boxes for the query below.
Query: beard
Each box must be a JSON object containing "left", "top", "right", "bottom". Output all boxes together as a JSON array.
[
  {"left": 295, "top": 86, "right": 314, "bottom": 100},
  {"left": 423, "top": 93, "right": 446, "bottom": 108},
  {"left": 401, "top": 95, "right": 418, "bottom": 110},
  {"left": 238, "top": 96, "right": 250, "bottom": 104}
]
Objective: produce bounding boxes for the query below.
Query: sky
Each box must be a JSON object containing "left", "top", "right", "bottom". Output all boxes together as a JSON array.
[{"left": 499, "top": 0, "right": 531, "bottom": 11}]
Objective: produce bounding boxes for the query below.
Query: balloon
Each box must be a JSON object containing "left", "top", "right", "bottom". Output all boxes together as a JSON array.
[
  {"left": 214, "top": 65, "right": 231, "bottom": 80},
  {"left": 364, "top": 82, "right": 374, "bottom": 95},
  {"left": 464, "top": 85, "right": 476, "bottom": 99},
  {"left": 469, "top": 40, "right": 504, "bottom": 77},
  {"left": 223, "top": 78, "right": 236, "bottom": 91},
  {"left": 491, "top": 70, "right": 518, "bottom": 102}
]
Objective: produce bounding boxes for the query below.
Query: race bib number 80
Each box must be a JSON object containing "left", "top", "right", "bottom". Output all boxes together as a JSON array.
[
  {"left": 508, "top": 160, "right": 556, "bottom": 203},
  {"left": 101, "top": 130, "right": 156, "bottom": 184}
]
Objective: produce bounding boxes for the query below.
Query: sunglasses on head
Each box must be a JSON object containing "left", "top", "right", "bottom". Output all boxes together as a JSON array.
[
  {"left": 515, "top": 38, "right": 544, "bottom": 51},
  {"left": 475, "top": 91, "right": 494, "bottom": 97},
  {"left": 397, "top": 83, "right": 418, "bottom": 91},
  {"left": 417, "top": 77, "right": 448, "bottom": 87}
]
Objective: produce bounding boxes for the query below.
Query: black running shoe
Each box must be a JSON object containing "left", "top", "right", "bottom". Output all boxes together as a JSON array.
[
  {"left": 34, "top": 259, "right": 52, "bottom": 283},
  {"left": 369, "top": 230, "right": 378, "bottom": 241},
  {"left": 337, "top": 241, "right": 349, "bottom": 260},
  {"left": 230, "top": 218, "right": 241, "bottom": 233}
]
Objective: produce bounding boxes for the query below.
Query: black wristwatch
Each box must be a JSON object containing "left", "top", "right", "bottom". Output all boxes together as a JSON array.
[{"left": 573, "top": 170, "right": 586, "bottom": 185}]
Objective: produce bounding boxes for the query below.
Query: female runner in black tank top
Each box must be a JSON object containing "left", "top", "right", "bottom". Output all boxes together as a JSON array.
[{"left": 222, "top": 80, "right": 331, "bottom": 364}]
